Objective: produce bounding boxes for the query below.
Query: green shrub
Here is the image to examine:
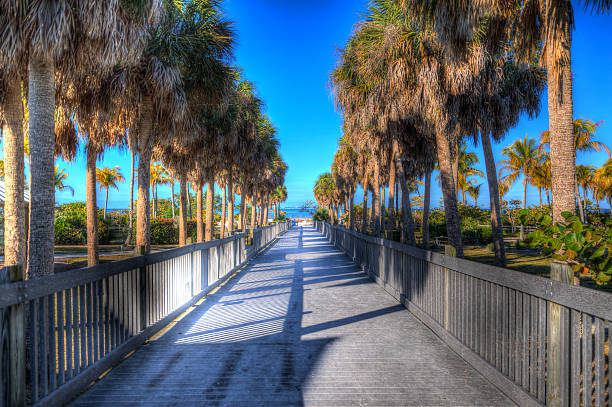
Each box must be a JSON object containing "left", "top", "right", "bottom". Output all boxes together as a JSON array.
[
  {"left": 150, "top": 219, "right": 178, "bottom": 245},
  {"left": 55, "top": 203, "right": 87, "bottom": 244},
  {"left": 312, "top": 208, "right": 330, "bottom": 222},
  {"left": 520, "top": 210, "right": 612, "bottom": 285},
  {"left": 150, "top": 219, "right": 197, "bottom": 245}
]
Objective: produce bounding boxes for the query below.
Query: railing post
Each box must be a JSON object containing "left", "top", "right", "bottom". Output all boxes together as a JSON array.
[
  {"left": 548, "top": 261, "right": 573, "bottom": 407},
  {"left": 134, "top": 246, "right": 148, "bottom": 332},
  {"left": 3, "top": 265, "right": 25, "bottom": 407}
]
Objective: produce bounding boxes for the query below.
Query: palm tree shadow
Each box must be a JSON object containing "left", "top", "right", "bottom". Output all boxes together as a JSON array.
[
  {"left": 75, "top": 227, "right": 407, "bottom": 407},
  {"left": 167, "top": 227, "right": 402, "bottom": 406}
]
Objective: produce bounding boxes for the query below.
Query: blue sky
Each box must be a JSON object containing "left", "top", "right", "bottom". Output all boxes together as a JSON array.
[{"left": 6, "top": 1, "right": 612, "bottom": 209}]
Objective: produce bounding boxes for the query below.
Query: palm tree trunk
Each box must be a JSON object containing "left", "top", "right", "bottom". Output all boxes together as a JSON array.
[
  {"left": 27, "top": 54, "right": 56, "bottom": 277},
  {"left": 576, "top": 175, "right": 586, "bottom": 223},
  {"left": 124, "top": 148, "right": 135, "bottom": 246},
  {"left": 86, "top": 147, "right": 100, "bottom": 265},
  {"left": 388, "top": 140, "right": 398, "bottom": 232},
  {"left": 136, "top": 95, "right": 153, "bottom": 254},
  {"left": 521, "top": 180, "right": 527, "bottom": 241},
  {"left": 179, "top": 176, "right": 188, "bottom": 246},
  {"left": 547, "top": 29, "right": 576, "bottom": 223},
  {"left": 187, "top": 182, "right": 192, "bottom": 219},
  {"left": 538, "top": 187, "right": 543, "bottom": 206},
  {"left": 196, "top": 186, "right": 204, "bottom": 242},
  {"left": 452, "top": 141, "right": 460, "bottom": 198},
  {"left": 435, "top": 131, "right": 463, "bottom": 257},
  {"left": 349, "top": 186, "right": 355, "bottom": 231},
  {"left": 205, "top": 177, "right": 215, "bottom": 241},
  {"left": 2, "top": 79, "right": 26, "bottom": 267},
  {"left": 546, "top": 188, "right": 552, "bottom": 216},
  {"left": 239, "top": 191, "right": 246, "bottom": 231},
  {"left": 220, "top": 184, "right": 227, "bottom": 239},
  {"left": 250, "top": 190, "right": 257, "bottom": 234},
  {"left": 104, "top": 189, "right": 109, "bottom": 220},
  {"left": 153, "top": 182, "right": 157, "bottom": 219},
  {"left": 372, "top": 162, "right": 381, "bottom": 236},
  {"left": 263, "top": 197, "right": 269, "bottom": 225},
  {"left": 481, "top": 131, "right": 506, "bottom": 266},
  {"left": 228, "top": 179, "right": 234, "bottom": 234},
  {"left": 423, "top": 170, "right": 431, "bottom": 250},
  {"left": 362, "top": 173, "right": 369, "bottom": 233},
  {"left": 396, "top": 156, "right": 416, "bottom": 245},
  {"left": 170, "top": 181, "right": 176, "bottom": 219}
]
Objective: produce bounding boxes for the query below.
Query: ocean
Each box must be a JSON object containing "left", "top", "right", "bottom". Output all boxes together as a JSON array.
[{"left": 278, "top": 207, "right": 315, "bottom": 220}]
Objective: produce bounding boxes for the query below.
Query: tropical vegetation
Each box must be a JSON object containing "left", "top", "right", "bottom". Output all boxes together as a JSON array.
[{"left": 0, "top": 0, "right": 287, "bottom": 277}]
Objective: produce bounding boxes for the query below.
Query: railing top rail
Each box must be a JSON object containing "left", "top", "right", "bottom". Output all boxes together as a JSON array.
[
  {"left": 0, "top": 232, "right": 246, "bottom": 309},
  {"left": 327, "top": 223, "right": 612, "bottom": 321}
]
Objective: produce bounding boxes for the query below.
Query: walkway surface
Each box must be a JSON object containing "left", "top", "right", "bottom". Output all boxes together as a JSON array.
[{"left": 72, "top": 226, "right": 513, "bottom": 406}]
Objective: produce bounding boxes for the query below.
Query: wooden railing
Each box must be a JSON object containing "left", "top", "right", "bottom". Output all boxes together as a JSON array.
[
  {"left": 0, "top": 221, "right": 291, "bottom": 406},
  {"left": 315, "top": 221, "right": 611, "bottom": 407}
]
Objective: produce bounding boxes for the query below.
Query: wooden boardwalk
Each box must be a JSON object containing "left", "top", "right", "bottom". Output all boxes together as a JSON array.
[{"left": 71, "top": 226, "right": 513, "bottom": 406}]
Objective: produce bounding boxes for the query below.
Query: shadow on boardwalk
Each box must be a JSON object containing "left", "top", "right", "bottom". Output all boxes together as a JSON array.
[{"left": 71, "top": 227, "right": 513, "bottom": 407}]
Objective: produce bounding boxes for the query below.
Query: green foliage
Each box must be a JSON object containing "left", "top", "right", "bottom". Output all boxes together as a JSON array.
[
  {"left": 54, "top": 203, "right": 112, "bottom": 245},
  {"left": 273, "top": 211, "right": 287, "bottom": 221},
  {"left": 312, "top": 207, "right": 330, "bottom": 222},
  {"left": 150, "top": 219, "right": 197, "bottom": 245},
  {"left": 519, "top": 210, "right": 612, "bottom": 285}
]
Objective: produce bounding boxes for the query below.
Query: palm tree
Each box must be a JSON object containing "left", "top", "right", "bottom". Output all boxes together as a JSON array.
[
  {"left": 4, "top": 1, "right": 155, "bottom": 277},
  {"left": 542, "top": 118, "right": 610, "bottom": 222},
  {"left": 0, "top": 80, "right": 26, "bottom": 267},
  {"left": 150, "top": 163, "right": 169, "bottom": 219},
  {"left": 100, "top": 0, "right": 233, "bottom": 253},
  {"left": 456, "top": 145, "right": 484, "bottom": 203},
  {"left": 541, "top": 119, "right": 610, "bottom": 157},
  {"left": 498, "top": 136, "right": 539, "bottom": 240},
  {"left": 531, "top": 152, "right": 552, "bottom": 208},
  {"left": 403, "top": 0, "right": 612, "bottom": 226},
  {"left": 54, "top": 166, "right": 74, "bottom": 196},
  {"left": 314, "top": 173, "right": 336, "bottom": 224},
  {"left": 272, "top": 186, "right": 288, "bottom": 220},
  {"left": 96, "top": 166, "right": 125, "bottom": 220},
  {"left": 576, "top": 165, "right": 596, "bottom": 210},
  {"left": 594, "top": 159, "right": 612, "bottom": 212},
  {"left": 467, "top": 184, "right": 482, "bottom": 207}
]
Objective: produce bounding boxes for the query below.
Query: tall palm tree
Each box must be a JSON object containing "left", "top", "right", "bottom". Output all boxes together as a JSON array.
[
  {"left": 314, "top": 173, "right": 336, "bottom": 224},
  {"left": 531, "top": 152, "right": 552, "bottom": 207},
  {"left": 593, "top": 159, "right": 612, "bottom": 212},
  {"left": 2, "top": 0, "right": 156, "bottom": 277},
  {"left": 96, "top": 166, "right": 125, "bottom": 220},
  {"left": 467, "top": 184, "right": 482, "bottom": 207},
  {"left": 0, "top": 79, "right": 26, "bottom": 268},
  {"left": 150, "top": 163, "right": 169, "bottom": 219},
  {"left": 542, "top": 118, "right": 610, "bottom": 222},
  {"left": 54, "top": 166, "right": 74, "bottom": 196},
  {"left": 576, "top": 164, "right": 596, "bottom": 209},
  {"left": 402, "top": 0, "right": 612, "bottom": 226},
  {"left": 498, "top": 136, "right": 539, "bottom": 240}
]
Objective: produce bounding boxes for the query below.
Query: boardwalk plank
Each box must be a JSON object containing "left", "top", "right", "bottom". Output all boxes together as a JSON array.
[{"left": 71, "top": 227, "right": 514, "bottom": 407}]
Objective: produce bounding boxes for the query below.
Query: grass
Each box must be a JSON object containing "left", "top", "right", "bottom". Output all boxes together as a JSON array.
[
  {"left": 462, "top": 246, "right": 553, "bottom": 277},
  {"left": 461, "top": 245, "right": 612, "bottom": 294}
]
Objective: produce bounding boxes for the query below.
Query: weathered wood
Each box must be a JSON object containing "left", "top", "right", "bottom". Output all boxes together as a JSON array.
[
  {"left": 5, "top": 265, "right": 25, "bottom": 407},
  {"left": 325, "top": 227, "right": 612, "bottom": 321},
  {"left": 548, "top": 261, "right": 573, "bottom": 407}
]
